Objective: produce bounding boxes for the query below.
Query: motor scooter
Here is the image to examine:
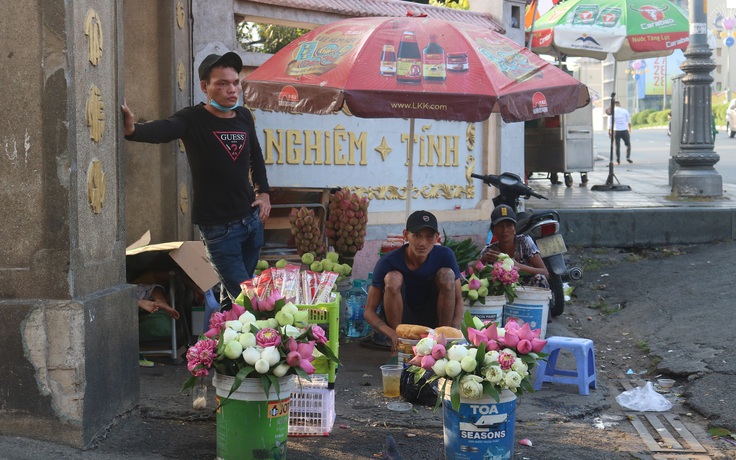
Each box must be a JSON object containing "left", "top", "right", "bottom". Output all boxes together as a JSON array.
[{"left": 471, "top": 172, "right": 581, "bottom": 317}]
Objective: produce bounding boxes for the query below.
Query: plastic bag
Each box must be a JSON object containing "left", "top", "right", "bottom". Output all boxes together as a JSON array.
[
  {"left": 400, "top": 367, "right": 438, "bottom": 406},
  {"left": 615, "top": 382, "right": 672, "bottom": 412}
]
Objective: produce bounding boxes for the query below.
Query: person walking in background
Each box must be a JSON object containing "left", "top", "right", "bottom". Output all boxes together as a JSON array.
[
  {"left": 121, "top": 51, "right": 271, "bottom": 306},
  {"left": 608, "top": 100, "right": 632, "bottom": 164}
]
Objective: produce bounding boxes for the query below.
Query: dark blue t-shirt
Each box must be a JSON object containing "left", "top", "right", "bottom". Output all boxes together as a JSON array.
[{"left": 371, "top": 244, "right": 460, "bottom": 327}]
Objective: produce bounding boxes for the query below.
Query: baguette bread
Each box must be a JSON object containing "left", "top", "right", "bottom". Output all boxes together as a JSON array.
[
  {"left": 396, "top": 324, "right": 430, "bottom": 340},
  {"left": 434, "top": 326, "right": 463, "bottom": 339}
]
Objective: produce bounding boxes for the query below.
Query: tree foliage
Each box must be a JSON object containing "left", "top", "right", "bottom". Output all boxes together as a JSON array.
[{"left": 237, "top": 22, "right": 310, "bottom": 55}]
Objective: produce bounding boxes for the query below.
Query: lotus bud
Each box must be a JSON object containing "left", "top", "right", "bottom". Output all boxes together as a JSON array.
[
  {"left": 223, "top": 328, "right": 239, "bottom": 344},
  {"left": 275, "top": 310, "right": 294, "bottom": 326},
  {"left": 281, "top": 302, "right": 299, "bottom": 316},
  {"left": 224, "top": 340, "right": 244, "bottom": 359},
  {"left": 283, "top": 324, "right": 301, "bottom": 337},
  {"left": 293, "top": 310, "right": 309, "bottom": 325},
  {"left": 460, "top": 355, "right": 477, "bottom": 373},
  {"left": 415, "top": 337, "right": 436, "bottom": 356},
  {"left": 447, "top": 344, "right": 469, "bottom": 361},
  {"left": 479, "top": 278, "right": 489, "bottom": 288},
  {"left": 432, "top": 358, "right": 448, "bottom": 377},
  {"left": 239, "top": 332, "right": 256, "bottom": 349},
  {"left": 255, "top": 320, "right": 270, "bottom": 329},
  {"left": 472, "top": 317, "right": 484, "bottom": 329},
  {"left": 468, "top": 290, "right": 479, "bottom": 300},
  {"left": 461, "top": 284, "right": 470, "bottom": 292},
  {"left": 477, "top": 286, "right": 488, "bottom": 297},
  {"left": 272, "top": 363, "right": 291, "bottom": 378},
  {"left": 261, "top": 346, "right": 281, "bottom": 366},
  {"left": 468, "top": 278, "right": 481, "bottom": 290},
  {"left": 239, "top": 311, "right": 256, "bottom": 325},
  {"left": 255, "top": 358, "right": 271, "bottom": 374},
  {"left": 445, "top": 359, "right": 463, "bottom": 378},
  {"left": 242, "top": 346, "right": 261, "bottom": 365},
  {"left": 267, "top": 318, "right": 280, "bottom": 329},
  {"left": 225, "top": 320, "right": 243, "bottom": 332}
]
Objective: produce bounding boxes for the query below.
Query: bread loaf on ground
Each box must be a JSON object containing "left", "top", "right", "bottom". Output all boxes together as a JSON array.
[{"left": 396, "top": 324, "right": 430, "bottom": 340}]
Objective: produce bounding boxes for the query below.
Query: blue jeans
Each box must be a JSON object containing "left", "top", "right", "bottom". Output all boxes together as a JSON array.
[{"left": 198, "top": 208, "right": 264, "bottom": 301}]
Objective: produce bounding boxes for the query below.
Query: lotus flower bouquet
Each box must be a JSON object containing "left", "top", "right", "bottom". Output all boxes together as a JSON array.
[
  {"left": 181, "top": 290, "right": 340, "bottom": 400},
  {"left": 409, "top": 311, "right": 546, "bottom": 411},
  {"left": 461, "top": 253, "right": 520, "bottom": 306}
]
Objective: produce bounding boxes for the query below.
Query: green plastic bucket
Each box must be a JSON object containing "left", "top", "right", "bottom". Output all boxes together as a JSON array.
[{"left": 213, "top": 373, "right": 295, "bottom": 460}]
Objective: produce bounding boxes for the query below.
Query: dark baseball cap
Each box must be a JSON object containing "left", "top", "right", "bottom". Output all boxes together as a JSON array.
[
  {"left": 406, "top": 210, "right": 439, "bottom": 234},
  {"left": 491, "top": 205, "right": 516, "bottom": 226},
  {"left": 198, "top": 52, "right": 243, "bottom": 81}
]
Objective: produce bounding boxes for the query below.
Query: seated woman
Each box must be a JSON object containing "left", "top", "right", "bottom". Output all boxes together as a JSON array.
[{"left": 480, "top": 205, "right": 549, "bottom": 288}]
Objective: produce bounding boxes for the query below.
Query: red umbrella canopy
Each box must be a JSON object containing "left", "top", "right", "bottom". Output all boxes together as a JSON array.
[{"left": 244, "top": 16, "right": 590, "bottom": 123}]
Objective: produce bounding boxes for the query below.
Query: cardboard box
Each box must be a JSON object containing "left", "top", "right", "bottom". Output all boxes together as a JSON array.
[{"left": 126, "top": 240, "right": 219, "bottom": 292}]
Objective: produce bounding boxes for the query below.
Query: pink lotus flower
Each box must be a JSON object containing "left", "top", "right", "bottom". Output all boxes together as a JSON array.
[
  {"left": 504, "top": 322, "right": 546, "bottom": 354},
  {"left": 310, "top": 325, "right": 328, "bottom": 345},
  {"left": 498, "top": 351, "right": 515, "bottom": 370},
  {"left": 467, "top": 326, "right": 502, "bottom": 351},
  {"left": 420, "top": 354, "right": 436, "bottom": 369},
  {"left": 223, "top": 303, "right": 246, "bottom": 321},
  {"left": 468, "top": 278, "right": 481, "bottom": 290},
  {"left": 186, "top": 338, "right": 217, "bottom": 377},
  {"left": 256, "top": 328, "right": 281, "bottom": 348},
  {"left": 286, "top": 337, "right": 316, "bottom": 374},
  {"left": 204, "top": 312, "right": 226, "bottom": 338},
  {"left": 431, "top": 344, "right": 446, "bottom": 360},
  {"left": 474, "top": 260, "right": 485, "bottom": 272}
]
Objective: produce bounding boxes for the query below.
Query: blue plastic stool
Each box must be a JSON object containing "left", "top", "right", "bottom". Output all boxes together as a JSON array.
[{"left": 534, "top": 336, "right": 597, "bottom": 395}]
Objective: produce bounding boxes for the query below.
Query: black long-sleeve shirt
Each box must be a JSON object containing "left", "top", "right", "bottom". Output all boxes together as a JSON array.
[{"left": 127, "top": 104, "right": 270, "bottom": 225}]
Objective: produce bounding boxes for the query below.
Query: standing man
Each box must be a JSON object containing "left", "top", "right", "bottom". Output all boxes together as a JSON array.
[
  {"left": 364, "top": 211, "right": 463, "bottom": 353},
  {"left": 121, "top": 52, "right": 271, "bottom": 303},
  {"left": 608, "top": 100, "right": 632, "bottom": 164}
]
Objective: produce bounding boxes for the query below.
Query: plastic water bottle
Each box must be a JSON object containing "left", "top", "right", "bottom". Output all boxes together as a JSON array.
[{"left": 346, "top": 279, "right": 368, "bottom": 338}]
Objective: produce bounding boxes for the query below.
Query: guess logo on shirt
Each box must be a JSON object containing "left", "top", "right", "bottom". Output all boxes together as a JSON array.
[{"left": 214, "top": 131, "right": 247, "bottom": 161}]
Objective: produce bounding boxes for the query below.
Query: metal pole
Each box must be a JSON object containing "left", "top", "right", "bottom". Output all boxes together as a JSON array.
[
  {"left": 663, "top": 56, "right": 667, "bottom": 111},
  {"left": 671, "top": 0, "right": 722, "bottom": 197}
]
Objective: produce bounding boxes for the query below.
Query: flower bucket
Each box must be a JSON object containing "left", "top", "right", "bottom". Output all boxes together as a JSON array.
[
  {"left": 503, "top": 287, "right": 552, "bottom": 339},
  {"left": 464, "top": 295, "right": 505, "bottom": 326},
  {"left": 213, "top": 373, "right": 296, "bottom": 460},
  {"left": 443, "top": 385, "right": 517, "bottom": 459}
]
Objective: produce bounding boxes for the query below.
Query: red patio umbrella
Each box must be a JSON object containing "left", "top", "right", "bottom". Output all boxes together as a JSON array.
[{"left": 243, "top": 15, "right": 590, "bottom": 213}]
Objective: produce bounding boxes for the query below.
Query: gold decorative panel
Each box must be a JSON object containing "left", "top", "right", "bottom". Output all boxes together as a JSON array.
[
  {"left": 84, "top": 10, "right": 103, "bottom": 66},
  {"left": 178, "top": 61, "right": 186, "bottom": 91},
  {"left": 87, "top": 160, "right": 105, "bottom": 213},
  {"left": 176, "top": 2, "right": 185, "bottom": 29},
  {"left": 85, "top": 85, "right": 105, "bottom": 142}
]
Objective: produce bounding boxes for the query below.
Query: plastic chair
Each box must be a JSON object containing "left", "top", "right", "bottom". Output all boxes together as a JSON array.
[{"left": 534, "top": 336, "right": 597, "bottom": 395}]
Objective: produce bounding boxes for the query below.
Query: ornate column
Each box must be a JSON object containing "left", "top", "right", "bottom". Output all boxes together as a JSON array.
[{"left": 671, "top": 0, "right": 722, "bottom": 197}]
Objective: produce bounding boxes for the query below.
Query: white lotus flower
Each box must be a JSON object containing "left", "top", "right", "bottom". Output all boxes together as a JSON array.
[
  {"left": 460, "top": 355, "right": 477, "bottom": 373},
  {"left": 242, "top": 346, "right": 261, "bottom": 365},
  {"left": 255, "top": 358, "right": 270, "bottom": 374},
  {"left": 505, "top": 370, "right": 522, "bottom": 389},
  {"left": 445, "top": 359, "right": 463, "bottom": 378},
  {"left": 459, "top": 375, "right": 484, "bottom": 399},
  {"left": 239, "top": 332, "right": 256, "bottom": 349},
  {"left": 222, "top": 327, "right": 238, "bottom": 343},
  {"left": 415, "top": 337, "right": 436, "bottom": 356},
  {"left": 484, "top": 365, "right": 504, "bottom": 384},
  {"left": 223, "top": 340, "right": 243, "bottom": 359},
  {"left": 272, "top": 363, "right": 290, "bottom": 377},
  {"left": 226, "top": 320, "right": 243, "bottom": 332},
  {"left": 511, "top": 359, "right": 528, "bottom": 376},
  {"left": 283, "top": 325, "right": 301, "bottom": 337},
  {"left": 447, "top": 344, "right": 469, "bottom": 361},
  {"left": 281, "top": 302, "right": 299, "bottom": 316},
  {"left": 432, "top": 358, "right": 448, "bottom": 377},
  {"left": 239, "top": 311, "right": 256, "bottom": 325},
  {"left": 261, "top": 346, "right": 280, "bottom": 366},
  {"left": 484, "top": 350, "right": 500, "bottom": 366}
]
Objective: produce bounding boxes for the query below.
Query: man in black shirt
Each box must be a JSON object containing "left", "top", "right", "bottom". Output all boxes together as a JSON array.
[{"left": 121, "top": 52, "right": 270, "bottom": 303}]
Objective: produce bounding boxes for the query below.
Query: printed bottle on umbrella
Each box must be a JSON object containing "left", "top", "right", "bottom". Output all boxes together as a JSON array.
[
  {"left": 422, "top": 34, "right": 446, "bottom": 81},
  {"left": 380, "top": 44, "right": 397, "bottom": 76},
  {"left": 397, "top": 31, "right": 422, "bottom": 83}
]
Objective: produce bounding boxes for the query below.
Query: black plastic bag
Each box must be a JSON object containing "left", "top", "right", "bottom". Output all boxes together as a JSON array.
[{"left": 400, "top": 367, "right": 438, "bottom": 406}]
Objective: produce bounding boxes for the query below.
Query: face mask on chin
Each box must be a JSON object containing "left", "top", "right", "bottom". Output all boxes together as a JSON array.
[{"left": 209, "top": 99, "right": 239, "bottom": 112}]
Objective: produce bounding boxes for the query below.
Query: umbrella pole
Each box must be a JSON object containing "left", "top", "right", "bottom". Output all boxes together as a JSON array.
[
  {"left": 405, "top": 118, "right": 416, "bottom": 218},
  {"left": 592, "top": 62, "right": 631, "bottom": 192}
]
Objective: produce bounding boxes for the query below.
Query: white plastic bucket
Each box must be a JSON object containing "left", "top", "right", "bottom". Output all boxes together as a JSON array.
[
  {"left": 503, "top": 287, "right": 552, "bottom": 339},
  {"left": 464, "top": 295, "right": 505, "bottom": 326}
]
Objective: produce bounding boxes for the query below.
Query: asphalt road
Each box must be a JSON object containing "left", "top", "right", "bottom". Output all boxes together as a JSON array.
[{"left": 594, "top": 127, "right": 736, "bottom": 180}]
